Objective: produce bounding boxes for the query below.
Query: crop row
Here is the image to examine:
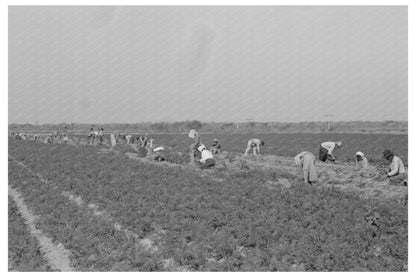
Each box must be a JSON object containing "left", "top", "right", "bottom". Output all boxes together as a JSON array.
[
  {"left": 138, "top": 133, "right": 407, "bottom": 165},
  {"left": 8, "top": 196, "right": 55, "bottom": 271},
  {"left": 8, "top": 159, "right": 168, "bottom": 271},
  {"left": 68, "top": 132, "right": 408, "bottom": 166},
  {"left": 9, "top": 139, "right": 408, "bottom": 271}
]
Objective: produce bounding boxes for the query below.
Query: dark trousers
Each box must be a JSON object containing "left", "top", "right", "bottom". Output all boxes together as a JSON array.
[
  {"left": 318, "top": 146, "right": 328, "bottom": 162},
  {"left": 389, "top": 173, "right": 407, "bottom": 186}
]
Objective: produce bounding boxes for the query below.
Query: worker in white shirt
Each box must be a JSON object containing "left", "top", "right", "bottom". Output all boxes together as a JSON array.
[
  {"left": 63, "top": 135, "right": 69, "bottom": 144},
  {"left": 125, "top": 134, "right": 132, "bottom": 144},
  {"left": 244, "top": 138, "right": 265, "bottom": 157},
  {"left": 294, "top": 151, "right": 318, "bottom": 184},
  {"left": 383, "top": 150, "right": 407, "bottom": 186},
  {"left": 318, "top": 141, "right": 342, "bottom": 162},
  {"left": 197, "top": 145, "right": 216, "bottom": 169},
  {"left": 355, "top": 151, "right": 369, "bottom": 170}
]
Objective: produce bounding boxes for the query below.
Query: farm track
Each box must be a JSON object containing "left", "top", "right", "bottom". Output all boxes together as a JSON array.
[{"left": 8, "top": 155, "right": 190, "bottom": 271}]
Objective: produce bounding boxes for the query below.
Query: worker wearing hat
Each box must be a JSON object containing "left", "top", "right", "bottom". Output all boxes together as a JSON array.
[
  {"left": 153, "top": 147, "right": 166, "bottom": 162},
  {"left": 319, "top": 141, "right": 342, "bottom": 162},
  {"left": 197, "top": 144, "right": 216, "bottom": 169},
  {"left": 383, "top": 150, "right": 407, "bottom": 186},
  {"left": 355, "top": 151, "right": 369, "bottom": 170},
  {"left": 210, "top": 138, "right": 221, "bottom": 155},
  {"left": 294, "top": 151, "right": 318, "bottom": 184}
]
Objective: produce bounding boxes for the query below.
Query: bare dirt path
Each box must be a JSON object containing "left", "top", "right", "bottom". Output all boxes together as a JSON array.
[
  {"left": 8, "top": 186, "right": 74, "bottom": 271},
  {"left": 9, "top": 154, "right": 189, "bottom": 271}
]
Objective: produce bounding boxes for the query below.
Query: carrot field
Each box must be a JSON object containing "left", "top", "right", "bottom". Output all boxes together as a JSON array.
[
  {"left": 148, "top": 133, "right": 408, "bottom": 165},
  {"left": 8, "top": 135, "right": 408, "bottom": 271}
]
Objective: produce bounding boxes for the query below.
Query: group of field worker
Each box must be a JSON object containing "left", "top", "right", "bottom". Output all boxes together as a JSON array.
[
  {"left": 294, "top": 141, "right": 406, "bottom": 186},
  {"left": 10, "top": 128, "right": 407, "bottom": 186},
  {"left": 187, "top": 129, "right": 407, "bottom": 186},
  {"left": 10, "top": 131, "right": 69, "bottom": 144}
]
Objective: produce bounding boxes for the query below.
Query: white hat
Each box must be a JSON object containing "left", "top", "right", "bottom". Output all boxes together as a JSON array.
[
  {"left": 197, "top": 145, "right": 206, "bottom": 152},
  {"left": 336, "top": 141, "right": 343, "bottom": 147},
  {"left": 356, "top": 151, "right": 364, "bottom": 157},
  {"left": 188, "top": 129, "right": 197, "bottom": 139},
  {"left": 153, "top": 146, "right": 164, "bottom": 152}
]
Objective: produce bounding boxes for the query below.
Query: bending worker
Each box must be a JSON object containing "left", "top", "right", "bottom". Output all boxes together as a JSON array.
[
  {"left": 355, "top": 151, "right": 368, "bottom": 170},
  {"left": 319, "top": 141, "right": 342, "bottom": 162},
  {"left": 294, "top": 151, "right": 318, "bottom": 184},
  {"left": 188, "top": 129, "right": 201, "bottom": 164},
  {"left": 244, "top": 138, "right": 265, "bottom": 157},
  {"left": 210, "top": 138, "right": 221, "bottom": 155},
  {"left": 383, "top": 149, "right": 407, "bottom": 186},
  {"left": 197, "top": 144, "right": 216, "bottom": 169}
]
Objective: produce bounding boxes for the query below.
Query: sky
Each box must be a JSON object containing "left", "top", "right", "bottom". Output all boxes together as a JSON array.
[{"left": 8, "top": 5, "right": 408, "bottom": 124}]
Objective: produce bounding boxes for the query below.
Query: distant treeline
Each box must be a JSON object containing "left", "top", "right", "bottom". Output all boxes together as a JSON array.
[{"left": 9, "top": 120, "right": 408, "bottom": 134}]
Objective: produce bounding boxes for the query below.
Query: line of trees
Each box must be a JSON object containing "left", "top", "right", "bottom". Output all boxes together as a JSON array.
[{"left": 8, "top": 120, "right": 407, "bottom": 134}]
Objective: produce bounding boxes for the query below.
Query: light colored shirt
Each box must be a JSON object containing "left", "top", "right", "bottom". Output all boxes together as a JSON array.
[
  {"left": 388, "top": 156, "right": 405, "bottom": 176},
  {"left": 321, "top": 142, "right": 336, "bottom": 154},
  {"left": 294, "top": 151, "right": 307, "bottom": 166},
  {"left": 294, "top": 151, "right": 315, "bottom": 166},
  {"left": 356, "top": 156, "right": 368, "bottom": 169},
  {"left": 200, "top": 149, "right": 213, "bottom": 163},
  {"left": 249, "top": 138, "right": 262, "bottom": 147}
]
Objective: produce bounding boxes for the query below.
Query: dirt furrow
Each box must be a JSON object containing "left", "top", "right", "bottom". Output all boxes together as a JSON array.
[
  {"left": 8, "top": 186, "right": 74, "bottom": 271},
  {"left": 9, "top": 155, "right": 189, "bottom": 271}
]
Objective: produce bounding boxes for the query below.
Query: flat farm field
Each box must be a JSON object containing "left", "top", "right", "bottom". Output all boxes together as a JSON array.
[
  {"left": 148, "top": 133, "right": 408, "bottom": 165},
  {"left": 8, "top": 137, "right": 408, "bottom": 271}
]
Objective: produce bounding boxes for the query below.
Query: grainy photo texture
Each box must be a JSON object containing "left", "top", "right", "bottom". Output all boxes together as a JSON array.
[{"left": 8, "top": 6, "right": 408, "bottom": 271}]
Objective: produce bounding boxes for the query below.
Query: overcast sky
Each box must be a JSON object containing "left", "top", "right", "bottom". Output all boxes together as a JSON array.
[{"left": 9, "top": 6, "right": 407, "bottom": 124}]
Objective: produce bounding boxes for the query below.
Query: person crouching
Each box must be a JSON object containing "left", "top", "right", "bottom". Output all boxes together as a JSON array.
[
  {"left": 197, "top": 145, "right": 216, "bottom": 169},
  {"left": 210, "top": 138, "right": 221, "bottom": 155},
  {"left": 355, "top": 151, "right": 368, "bottom": 170},
  {"left": 383, "top": 149, "right": 407, "bottom": 186}
]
